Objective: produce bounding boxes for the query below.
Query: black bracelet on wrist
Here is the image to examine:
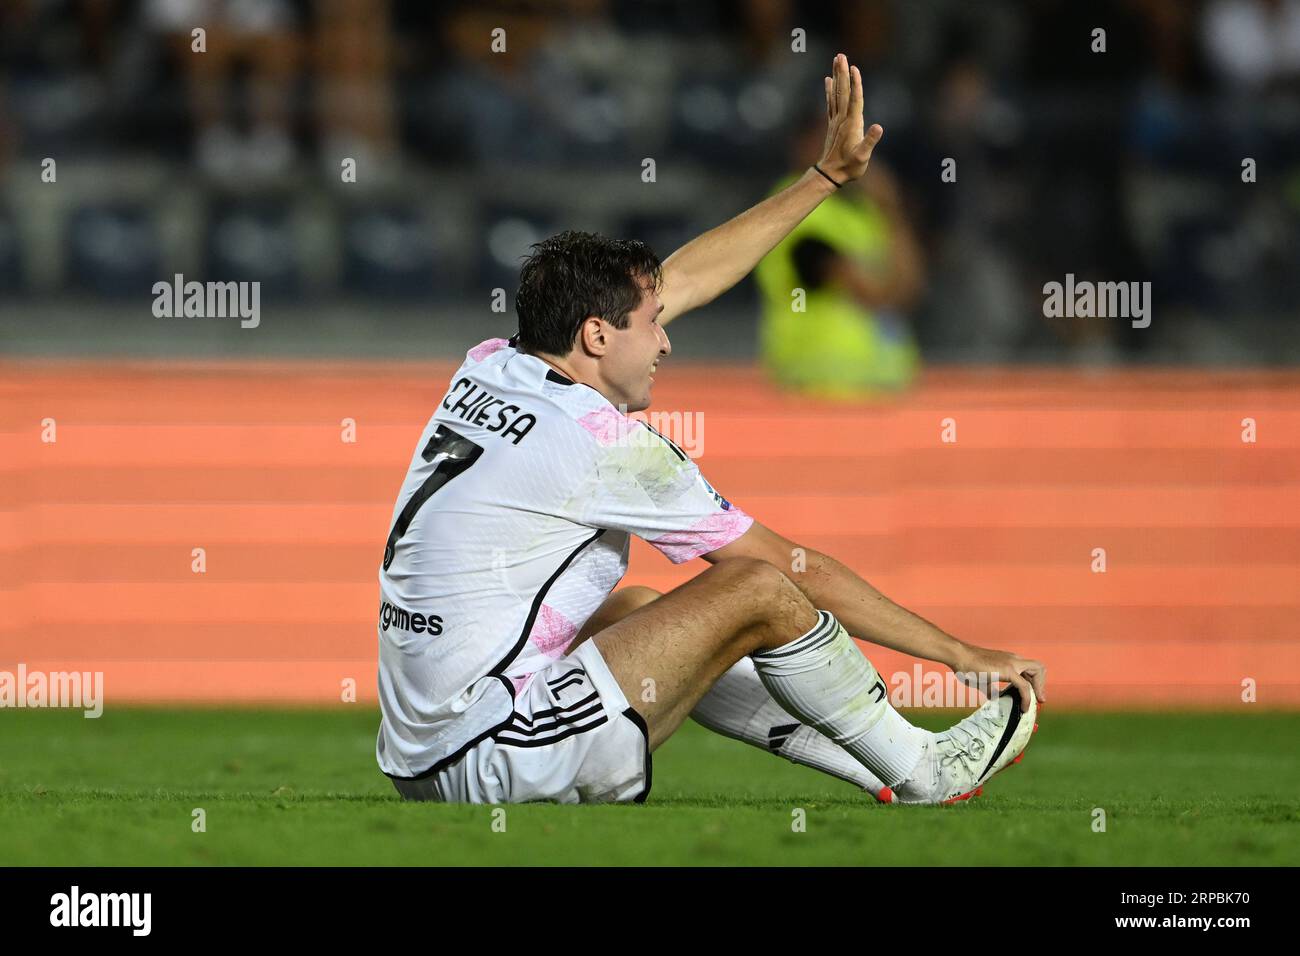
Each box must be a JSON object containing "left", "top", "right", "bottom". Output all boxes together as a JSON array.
[{"left": 813, "top": 164, "right": 844, "bottom": 188}]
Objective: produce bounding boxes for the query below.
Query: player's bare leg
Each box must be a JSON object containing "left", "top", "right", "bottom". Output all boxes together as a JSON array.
[
  {"left": 577, "top": 559, "right": 1038, "bottom": 804},
  {"left": 570, "top": 583, "right": 892, "bottom": 798},
  {"left": 586, "top": 558, "right": 818, "bottom": 751},
  {"left": 576, "top": 557, "right": 940, "bottom": 802}
]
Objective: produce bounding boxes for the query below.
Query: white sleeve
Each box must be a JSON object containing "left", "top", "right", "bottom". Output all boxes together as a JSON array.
[{"left": 575, "top": 417, "right": 752, "bottom": 563}]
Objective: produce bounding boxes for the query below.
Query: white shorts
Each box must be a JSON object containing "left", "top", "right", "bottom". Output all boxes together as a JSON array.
[{"left": 390, "top": 640, "right": 652, "bottom": 804}]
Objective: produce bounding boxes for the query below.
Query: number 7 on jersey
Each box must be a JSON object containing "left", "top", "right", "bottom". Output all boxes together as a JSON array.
[{"left": 383, "top": 425, "right": 484, "bottom": 571}]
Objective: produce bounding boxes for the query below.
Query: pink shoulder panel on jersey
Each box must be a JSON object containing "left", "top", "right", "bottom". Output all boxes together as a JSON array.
[
  {"left": 467, "top": 338, "right": 510, "bottom": 362},
  {"left": 576, "top": 406, "right": 632, "bottom": 446}
]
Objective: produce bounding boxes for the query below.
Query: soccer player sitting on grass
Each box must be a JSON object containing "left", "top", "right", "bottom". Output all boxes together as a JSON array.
[{"left": 377, "top": 53, "right": 1046, "bottom": 805}]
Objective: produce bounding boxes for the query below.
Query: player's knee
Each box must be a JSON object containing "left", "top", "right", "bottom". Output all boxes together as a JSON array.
[
  {"left": 706, "top": 558, "right": 813, "bottom": 653},
  {"left": 708, "top": 557, "right": 800, "bottom": 612}
]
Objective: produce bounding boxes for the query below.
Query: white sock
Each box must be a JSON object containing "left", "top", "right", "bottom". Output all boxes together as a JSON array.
[
  {"left": 690, "top": 657, "right": 889, "bottom": 797},
  {"left": 750, "top": 610, "right": 929, "bottom": 788}
]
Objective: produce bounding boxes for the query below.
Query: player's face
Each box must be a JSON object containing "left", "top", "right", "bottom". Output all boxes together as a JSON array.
[{"left": 605, "top": 279, "right": 670, "bottom": 413}]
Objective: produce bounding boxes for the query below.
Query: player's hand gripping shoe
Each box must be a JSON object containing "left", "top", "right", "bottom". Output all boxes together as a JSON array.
[{"left": 882, "top": 684, "right": 1039, "bottom": 805}]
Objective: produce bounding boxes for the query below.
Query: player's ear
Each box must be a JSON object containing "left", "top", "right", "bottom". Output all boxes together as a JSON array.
[{"left": 580, "top": 316, "right": 608, "bottom": 356}]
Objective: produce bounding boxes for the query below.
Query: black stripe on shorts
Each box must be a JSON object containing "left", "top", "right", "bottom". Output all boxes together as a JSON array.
[
  {"left": 493, "top": 715, "right": 609, "bottom": 748},
  {"left": 498, "top": 702, "right": 605, "bottom": 737},
  {"left": 506, "top": 691, "right": 599, "bottom": 726}
]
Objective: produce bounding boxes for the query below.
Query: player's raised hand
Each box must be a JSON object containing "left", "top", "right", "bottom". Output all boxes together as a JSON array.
[{"left": 817, "top": 53, "right": 884, "bottom": 185}]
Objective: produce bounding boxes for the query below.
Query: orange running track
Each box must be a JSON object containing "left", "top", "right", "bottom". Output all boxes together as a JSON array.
[{"left": 2, "top": 359, "right": 1298, "bottom": 708}]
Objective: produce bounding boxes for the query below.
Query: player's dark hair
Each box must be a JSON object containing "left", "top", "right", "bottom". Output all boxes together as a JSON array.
[{"left": 514, "top": 230, "right": 663, "bottom": 356}]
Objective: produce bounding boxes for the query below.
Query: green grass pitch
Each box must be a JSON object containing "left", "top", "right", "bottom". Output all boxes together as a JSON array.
[{"left": 2, "top": 707, "right": 1297, "bottom": 866}]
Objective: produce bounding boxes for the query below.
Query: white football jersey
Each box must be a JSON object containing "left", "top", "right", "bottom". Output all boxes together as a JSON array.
[{"left": 376, "top": 337, "right": 753, "bottom": 778}]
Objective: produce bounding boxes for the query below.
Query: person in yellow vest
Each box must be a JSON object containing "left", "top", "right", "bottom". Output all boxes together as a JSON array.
[{"left": 755, "top": 113, "right": 926, "bottom": 398}]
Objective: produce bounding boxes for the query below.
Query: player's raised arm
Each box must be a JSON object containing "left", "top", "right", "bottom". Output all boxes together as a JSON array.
[{"left": 658, "top": 53, "right": 884, "bottom": 326}]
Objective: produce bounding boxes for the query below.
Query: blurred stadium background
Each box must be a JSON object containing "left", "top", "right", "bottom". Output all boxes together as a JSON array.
[{"left": 3, "top": 0, "right": 1299, "bottom": 709}]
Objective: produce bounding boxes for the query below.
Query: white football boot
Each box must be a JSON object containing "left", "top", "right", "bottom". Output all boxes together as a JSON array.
[{"left": 880, "top": 684, "right": 1039, "bottom": 805}]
